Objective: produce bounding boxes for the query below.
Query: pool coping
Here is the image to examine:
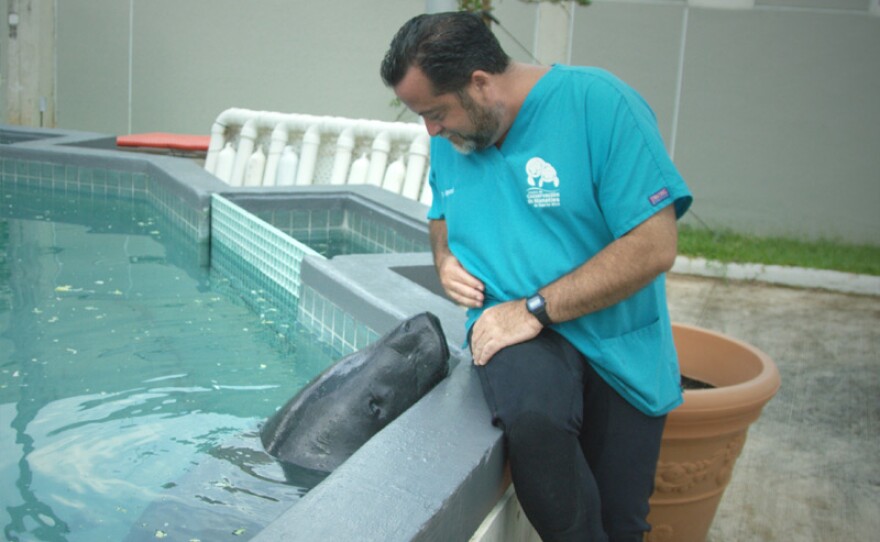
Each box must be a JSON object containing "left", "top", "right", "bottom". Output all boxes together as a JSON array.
[{"left": 1, "top": 125, "right": 506, "bottom": 542}]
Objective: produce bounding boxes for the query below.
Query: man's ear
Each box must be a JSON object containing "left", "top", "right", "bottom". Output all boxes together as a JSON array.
[{"left": 470, "top": 70, "right": 493, "bottom": 96}]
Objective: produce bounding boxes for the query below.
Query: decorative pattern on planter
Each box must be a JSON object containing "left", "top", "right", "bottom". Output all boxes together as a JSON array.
[{"left": 654, "top": 433, "right": 746, "bottom": 494}]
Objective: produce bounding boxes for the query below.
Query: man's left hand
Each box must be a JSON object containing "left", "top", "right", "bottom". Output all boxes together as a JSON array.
[{"left": 470, "top": 300, "right": 543, "bottom": 366}]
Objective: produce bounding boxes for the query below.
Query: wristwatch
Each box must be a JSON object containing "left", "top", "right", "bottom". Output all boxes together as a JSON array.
[{"left": 525, "top": 293, "right": 552, "bottom": 327}]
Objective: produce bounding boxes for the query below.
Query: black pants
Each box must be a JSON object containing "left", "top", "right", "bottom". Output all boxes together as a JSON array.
[{"left": 475, "top": 329, "right": 666, "bottom": 542}]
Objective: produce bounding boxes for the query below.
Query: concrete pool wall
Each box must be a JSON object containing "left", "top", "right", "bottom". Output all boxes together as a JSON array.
[{"left": 0, "top": 125, "right": 507, "bottom": 541}]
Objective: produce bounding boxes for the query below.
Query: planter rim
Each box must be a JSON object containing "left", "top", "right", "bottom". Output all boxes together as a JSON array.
[{"left": 670, "top": 322, "right": 781, "bottom": 419}]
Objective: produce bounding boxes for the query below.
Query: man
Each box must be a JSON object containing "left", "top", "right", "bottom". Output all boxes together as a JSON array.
[{"left": 381, "top": 12, "right": 692, "bottom": 542}]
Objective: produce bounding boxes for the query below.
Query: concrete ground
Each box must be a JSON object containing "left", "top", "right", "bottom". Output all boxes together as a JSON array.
[{"left": 665, "top": 273, "right": 879, "bottom": 541}]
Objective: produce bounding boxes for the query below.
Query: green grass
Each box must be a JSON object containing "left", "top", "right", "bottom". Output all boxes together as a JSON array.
[{"left": 677, "top": 225, "right": 880, "bottom": 277}]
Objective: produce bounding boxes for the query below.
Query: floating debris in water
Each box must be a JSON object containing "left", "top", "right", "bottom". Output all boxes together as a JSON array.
[
  {"left": 232, "top": 528, "right": 246, "bottom": 536},
  {"left": 155, "top": 530, "right": 168, "bottom": 539}
]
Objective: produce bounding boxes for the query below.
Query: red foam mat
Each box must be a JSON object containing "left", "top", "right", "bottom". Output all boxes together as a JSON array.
[{"left": 116, "top": 132, "right": 210, "bottom": 151}]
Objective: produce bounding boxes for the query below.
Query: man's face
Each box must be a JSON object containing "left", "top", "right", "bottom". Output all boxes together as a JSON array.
[{"left": 394, "top": 67, "right": 502, "bottom": 154}]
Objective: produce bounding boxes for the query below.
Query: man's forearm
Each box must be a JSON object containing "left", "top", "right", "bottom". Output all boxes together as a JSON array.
[
  {"left": 429, "top": 219, "right": 451, "bottom": 271},
  {"left": 541, "top": 205, "right": 678, "bottom": 324}
]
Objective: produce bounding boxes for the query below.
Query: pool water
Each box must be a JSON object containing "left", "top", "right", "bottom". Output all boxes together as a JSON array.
[{"left": 0, "top": 185, "right": 339, "bottom": 541}]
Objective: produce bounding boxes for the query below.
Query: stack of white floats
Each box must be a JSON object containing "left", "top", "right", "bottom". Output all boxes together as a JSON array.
[{"left": 204, "top": 108, "right": 432, "bottom": 206}]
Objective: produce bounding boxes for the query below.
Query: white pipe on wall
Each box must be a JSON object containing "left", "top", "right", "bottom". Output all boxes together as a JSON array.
[
  {"left": 382, "top": 157, "right": 406, "bottom": 194},
  {"left": 402, "top": 134, "right": 429, "bottom": 200},
  {"left": 419, "top": 168, "right": 433, "bottom": 206},
  {"left": 348, "top": 153, "right": 370, "bottom": 184},
  {"left": 205, "top": 108, "right": 259, "bottom": 173},
  {"left": 330, "top": 127, "right": 356, "bottom": 185},
  {"left": 230, "top": 118, "right": 258, "bottom": 186},
  {"left": 296, "top": 125, "right": 321, "bottom": 185},
  {"left": 264, "top": 120, "right": 293, "bottom": 186},
  {"left": 276, "top": 146, "right": 299, "bottom": 186},
  {"left": 243, "top": 145, "right": 266, "bottom": 186},
  {"left": 214, "top": 142, "right": 236, "bottom": 183},
  {"left": 263, "top": 113, "right": 313, "bottom": 185},
  {"left": 366, "top": 131, "right": 391, "bottom": 186}
]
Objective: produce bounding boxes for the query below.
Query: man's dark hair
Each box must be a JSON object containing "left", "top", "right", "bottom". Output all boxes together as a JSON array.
[{"left": 380, "top": 12, "right": 510, "bottom": 95}]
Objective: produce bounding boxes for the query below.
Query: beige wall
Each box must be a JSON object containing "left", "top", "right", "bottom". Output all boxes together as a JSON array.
[
  {"left": 557, "top": 0, "right": 880, "bottom": 245},
  {"left": 2, "top": 0, "right": 878, "bottom": 245},
  {"left": 53, "top": 0, "right": 422, "bottom": 135}
]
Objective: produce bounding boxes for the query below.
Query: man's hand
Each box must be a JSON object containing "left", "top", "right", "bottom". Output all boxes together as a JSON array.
[
  {"left": 470, "top": 299, "right": 542, "bottom": 366},
  {"left": 430, "top": 219, "right": 485, "bottom": 308},
  {"left": 437, "top": 253, "right": 485, "bottom": 308}
]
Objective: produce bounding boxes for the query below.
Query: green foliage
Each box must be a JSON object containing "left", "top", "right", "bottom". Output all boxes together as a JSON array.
[
  {"left": 518, "top": 0, "right": 591, "bottom": 5},
  {"left": 459, "top": 0, "right": 493, "bottom": 11},
  {"left": 678, "top": 225, "right": 880, "bottom": 276}
]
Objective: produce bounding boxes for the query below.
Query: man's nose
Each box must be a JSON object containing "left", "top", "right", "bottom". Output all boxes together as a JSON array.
[{"left": 424, "top": 119, "right": 443, "bottom": 137}]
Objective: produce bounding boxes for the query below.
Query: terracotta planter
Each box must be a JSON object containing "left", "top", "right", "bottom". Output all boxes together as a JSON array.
[{"left": 646, "top": 323, "right": 781, "bottom": 542}]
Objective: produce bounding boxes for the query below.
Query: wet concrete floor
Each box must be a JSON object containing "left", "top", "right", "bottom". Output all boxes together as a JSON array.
[{"left": 665, "top": 273, "right": 879, "bottom": 541}]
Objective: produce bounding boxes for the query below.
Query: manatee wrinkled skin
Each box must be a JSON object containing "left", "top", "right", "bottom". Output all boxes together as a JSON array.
[{"left": 260, "top": 312, "right": 450, "bottom": 474}]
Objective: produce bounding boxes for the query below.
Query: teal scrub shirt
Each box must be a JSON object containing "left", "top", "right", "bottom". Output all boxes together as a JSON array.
[{"left": 427, "top": 65, "right": 693, "bottom": 416}]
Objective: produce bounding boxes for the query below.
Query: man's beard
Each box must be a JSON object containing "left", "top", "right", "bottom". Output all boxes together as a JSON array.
[{"left": 446, "top": 91, "right": 502, "bottom": 154}]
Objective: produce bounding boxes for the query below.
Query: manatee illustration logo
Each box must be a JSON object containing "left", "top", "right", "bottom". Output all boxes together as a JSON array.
[
  {"left": 525, "top": 157, "right": 561, "bottom": 208},
  {"left": 526, "top": 157, "right": 559, "bottom": 189}
]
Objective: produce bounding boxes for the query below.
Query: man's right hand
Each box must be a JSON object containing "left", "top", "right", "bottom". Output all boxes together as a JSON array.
[{"left": 436, "top": 253, "right": 485, "bottom": 308}]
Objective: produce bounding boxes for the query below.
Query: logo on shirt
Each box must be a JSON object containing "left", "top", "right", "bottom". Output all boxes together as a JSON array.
[{"left": 525, "top": 157, "right": 561, "bottom": 208}]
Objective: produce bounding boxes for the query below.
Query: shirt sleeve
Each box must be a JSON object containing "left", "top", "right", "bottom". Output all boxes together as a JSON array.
[{"left": 586, "top": 75, "right": 692, "bottom": 239}]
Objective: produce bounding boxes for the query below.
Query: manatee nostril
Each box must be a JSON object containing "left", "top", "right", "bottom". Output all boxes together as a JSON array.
[{"left": 368, "top": 397, "right": 384, "bottom": 418}]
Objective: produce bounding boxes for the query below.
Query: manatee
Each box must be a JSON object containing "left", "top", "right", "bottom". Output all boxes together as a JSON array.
[{"left": 260, "top": 312, "right": 450, "bottom": 475}]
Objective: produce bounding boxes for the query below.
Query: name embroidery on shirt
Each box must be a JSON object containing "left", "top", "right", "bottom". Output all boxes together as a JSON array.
[
  {"left": 525, "top": 157, "right": 561, "bottom": 209},
  {"left": 649, "top": 187, "right": 670, "bottom": 206}
]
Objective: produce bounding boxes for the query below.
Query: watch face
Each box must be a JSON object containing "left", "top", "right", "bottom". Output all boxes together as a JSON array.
[{"left": 527, "top": 295, "right": 543, "bottom": 311}]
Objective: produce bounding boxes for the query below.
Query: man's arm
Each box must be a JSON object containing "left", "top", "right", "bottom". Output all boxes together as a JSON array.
[
  {"left": 470, "top": 205, "right": 679, "bottom": 365},
  {"left": 429, "top": 219, "right": 484, "bottom": 308}
]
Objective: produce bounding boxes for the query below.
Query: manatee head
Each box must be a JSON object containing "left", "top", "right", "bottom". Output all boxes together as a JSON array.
[{"left": 261, "top": 312, "right": 450, "bottom": 475}]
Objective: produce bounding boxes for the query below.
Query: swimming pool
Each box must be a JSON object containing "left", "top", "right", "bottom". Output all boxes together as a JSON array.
[
  {"left": 0, "top": 178, "right": 353, "bottom": 540},
  {"left": 1, "top": 126, "right": 509, "bottom": 542}
]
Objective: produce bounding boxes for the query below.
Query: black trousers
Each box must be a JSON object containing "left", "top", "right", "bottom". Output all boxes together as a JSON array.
[{"left": 474, "top": 329, "right": 667, "bottom": 542}]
